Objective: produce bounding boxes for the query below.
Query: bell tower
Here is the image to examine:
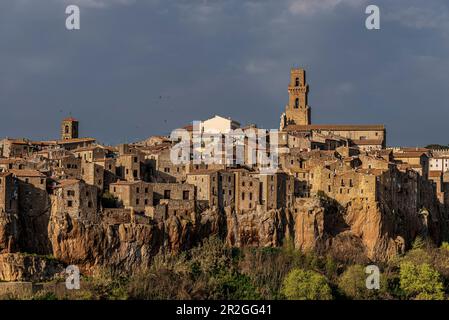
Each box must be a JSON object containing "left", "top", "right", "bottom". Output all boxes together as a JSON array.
[
  {"left": 283, "top": 68, "right": 310, "bottom": 127},
  {"left": 61, "top": 117, "right": 79, "bottom": 140}
]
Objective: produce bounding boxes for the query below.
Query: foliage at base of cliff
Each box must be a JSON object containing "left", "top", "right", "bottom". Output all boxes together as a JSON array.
[{"left": 6, "top": 237, "right": 449, "bottom": 300}]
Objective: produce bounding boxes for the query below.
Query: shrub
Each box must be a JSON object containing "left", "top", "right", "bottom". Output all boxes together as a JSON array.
[
  {"left": 281, "top": 268, "right": 333, "bottom": 300},
  {"left": 399, "top": 262, "right": 445, "bottom": 300},
  {"left": 338, "top": 265, "right": 388, "bottom": 300},
  {"left": 101, "top": 191, "right": 118, "bottom": 208}
]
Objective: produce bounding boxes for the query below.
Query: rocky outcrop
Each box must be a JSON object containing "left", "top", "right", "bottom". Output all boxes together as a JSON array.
[
  {"left": 0, "top": 191, "right": 446, "bottom": 278},
  {"left": 0, "top": 211, "right": 19, "bottom": 253},
  {"left": 0, "top": 253, "right": 64, "bottom": 282}
]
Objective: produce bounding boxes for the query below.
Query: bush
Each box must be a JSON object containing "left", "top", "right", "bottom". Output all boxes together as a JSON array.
[
  {"left": 338, "top": 265, "right": 388, "bottom": 300},
  {"left": 281, "top": 268, "right": 333, "bottom": 300},
  {"left": 101, "top": 191, "right": 118, "bottom": 208},
  {"left": 399, "top": 262, "right": 445, "bottom": 300},
  {"left": 441, "top": 242, "right": 449, "bottom": 251}
]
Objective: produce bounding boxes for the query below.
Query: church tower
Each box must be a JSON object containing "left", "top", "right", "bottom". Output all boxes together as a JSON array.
[
  {"left": 282, "top": 68, "right": 311, "bottom": 128},
  {"left": 61, "top": 117, "right": 79, "bottom": 140}
]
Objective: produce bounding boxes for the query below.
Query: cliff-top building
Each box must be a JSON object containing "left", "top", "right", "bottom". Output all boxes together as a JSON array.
[{"left": 280, "top": 68, "right": 386, "bottom": 151}]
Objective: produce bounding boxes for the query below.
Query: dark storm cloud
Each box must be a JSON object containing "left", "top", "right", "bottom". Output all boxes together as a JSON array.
[{"left": 1, "top": 0, "right": 449, "bottom": 146}]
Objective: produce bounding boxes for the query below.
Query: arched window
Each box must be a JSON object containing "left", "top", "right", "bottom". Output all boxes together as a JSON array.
[
  {"left": 65, "top": 125, "right": 69, "bottom": 134},
  {"left": 294, "top": 98, "right": 299, "bottom": 108},
  {"left": 295, "top": 77, "right": 300, "bottom": 86}
]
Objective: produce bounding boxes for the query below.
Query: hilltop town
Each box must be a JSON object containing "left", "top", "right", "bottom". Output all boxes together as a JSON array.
[{"left": 1, "top": 68, "right": 449, "bottom": 282}]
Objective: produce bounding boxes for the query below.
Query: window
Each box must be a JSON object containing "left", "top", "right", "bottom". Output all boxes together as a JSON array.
[
  {"left": 67, "top": 190, "right": 75, "bottom": 197},
  {"left": 145, "top": 199, "right": 148, "bottom": 205},
  {"left": 242, "top": 192, "right": 245, "bottom": 200},
  {"left": 145, "top": 187, "right": 148, "bottom": 193},
  {"left": 134, "top": 157, "right": 138, "bottom": 163},
  {"left": 249, "top": 193, "right": 253, "bottom": 200},
  {"left": 136, "top": 187, "right": 140, "bottom": 193},
  {"left": 65, "top": 125, "right": 69, "bottom": 134},
  {"left": 40, "top": 179, "right": 44, "bottom": 185},
  {"left": 249, "top": 182, "right": 253, "bottom": 187},
  {"left": 164, "top": 190, "right": 171, "bottom": 199},
  {"left": 133, "top": 170, "right": 138, "bottom": 178},
  {"left": 136, "top": 199, "right": 139, "bottom": 205},
  {"left": 295, "top": 77, "right": 300, "bottom": 86},
  {"left": 183, "top": 190, "right": 189, "bottom": 200},
  {"left": 294, "top": 98, "right": 299, "bottom": 108},
  {"left": 88, "top": 201, "right": 92, "bottom": 208},
  {"left": 67, "top": 200, "right": 73, "bottom": 207},
  {"left": 242, "top": 182, "right": 245, "bottom": 187}
]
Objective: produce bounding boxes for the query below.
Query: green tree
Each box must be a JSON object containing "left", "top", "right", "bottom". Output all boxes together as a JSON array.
[
  {"left": 338, "top": 265, "right": 388, "bottom": 300},
  {"left": 281, "top": 268, "right": 333, "bottom": 300},
  {"left": 399, "top": 262, "right": 445, "bottom": 300}
]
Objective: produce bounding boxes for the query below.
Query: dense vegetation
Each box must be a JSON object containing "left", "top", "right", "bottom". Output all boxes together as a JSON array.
[{"left": 9, "top": 236, "right": 449, "bottom": 300}]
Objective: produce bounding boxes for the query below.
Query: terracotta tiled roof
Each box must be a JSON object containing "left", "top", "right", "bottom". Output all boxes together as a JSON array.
[
  {"left": 393, "top": 151, "right": 427, "bottom": 158},
  {"left": 9, "top": 169, "right": 46, "bottom": 177},
  {"left": 110, "top": 180, "right": 141, "bottom": 186},
  {"left": 0, "top": 158, "right": 25, "bottom": 164},
  {"left": 285, "top": 124, "right": 385, "bottom": 132},
  {"left": 0, "top": 172, "right": 12, "bottom": 177},
  {"left": 429, "top": 171, "right": 442, "bottom": 178},
  {"left": 54, "top": 179, "right": 80, "bottom": 188},
  {"left": 57, "top": 138, "right": 96, "bottom": 144},
  {"left": 187, "top": 169, "right": 220, "bottom": 175},
  {"left": 73, "top": 146, "right": 103, "bottom": 152},
  {"left": 351, "top": 139, "right": 384, "bottom": 145},
  {"left": 63, "top": 117, "right": 78, "bottom": 122}
]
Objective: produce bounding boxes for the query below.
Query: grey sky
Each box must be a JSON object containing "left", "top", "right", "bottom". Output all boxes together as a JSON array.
[{"left": 1, "top": 0, "right": 449, "bottom": 146}]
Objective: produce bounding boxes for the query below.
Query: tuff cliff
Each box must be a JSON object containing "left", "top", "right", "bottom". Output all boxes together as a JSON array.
[{"left": 0, "top": 192, "right": 445, "bottom": 280}]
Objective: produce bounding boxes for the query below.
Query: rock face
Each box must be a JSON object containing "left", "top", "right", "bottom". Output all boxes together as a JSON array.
[
  {"left": 0, "top": 190, "right": 446, "bottom": 278},
  {"left": 0, "top": 253, "right": 64, "bottom": 282}
]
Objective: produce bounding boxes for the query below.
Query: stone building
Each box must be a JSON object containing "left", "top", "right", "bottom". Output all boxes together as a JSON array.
[
  {"left": 51, "top": 179, "right": 98, "bottom": 220},
  {"left": 149, "top": 182, "right": 195, "bottom": 204},
  {"left": 116, "top": 145, "right": 143, "bottom": 182},
  {"left": 281, "top": 68, "right": 311, "bottom": 127},
  {"left": 0, "top": 172, "right": 18, "bottom": 214},
  {"left": 81, "top": 161, "right": 104, "bottom": 191},
  {"left": 56, "top": 138, "right": 96, "bottom": 151},
  {"left": 9, "top": 169, "right": 48, "bottom": 216},
  {"left": 0, "top": 158, "right": 37, "bottom": 172},
  {"left": 52, "top": 155, "right": 81, "bottom": 180},
  {"left": 93, "top": 157, "right": 117, "bottom": 191},
  {"left": 258, "top": 172, "right": 294, "bottom": 210},
  {"left": 393, "top": 149, "right": 430, "bottom": 179},
  {"left": 234, "top": 169, "right": 260, "bottom": 213},
  {"left": 186, "top": 170, "right": 235, "bottom": 209},
  {"left": 280, "top": 68, "right": 386, "bottom": 151},
  {"left": 61, "top": 117, "right": 79, "bottom": 140},
  {"left": 110, "top": 181, "right": 153, "bottom": 212},
  {"left": 73, "top": 146, "right": 107, "bottom": 162}
]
